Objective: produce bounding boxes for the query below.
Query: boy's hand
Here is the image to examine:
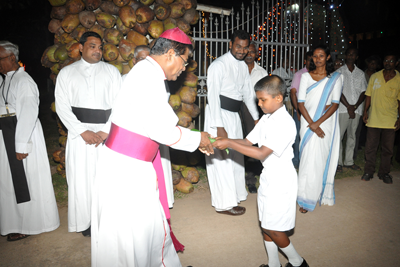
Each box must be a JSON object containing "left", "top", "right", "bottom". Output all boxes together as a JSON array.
[{"left": 213, "top": 137, "right": 229, "bottom": 150}]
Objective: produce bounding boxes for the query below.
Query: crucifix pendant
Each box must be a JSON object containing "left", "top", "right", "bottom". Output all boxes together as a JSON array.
[{"left": 5, "top": 104, "right": 10, "bottom": 115}]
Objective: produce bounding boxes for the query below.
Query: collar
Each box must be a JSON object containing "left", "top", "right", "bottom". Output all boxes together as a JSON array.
[
  {"left": 6, "top": 67, "right": 23, "bottom": 76},
  {"left": 80, "top": 57, "right": 99, "bottom": 67}
]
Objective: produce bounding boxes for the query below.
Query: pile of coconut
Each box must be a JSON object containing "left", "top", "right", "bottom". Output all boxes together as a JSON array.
[{"left": 45, "top": 0, "right": 204, "bottom": 194}]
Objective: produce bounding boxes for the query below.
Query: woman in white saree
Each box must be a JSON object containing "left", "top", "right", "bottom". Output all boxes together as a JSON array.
[{"left": 297, "top": 45, "right": 343, "bottom": 213}]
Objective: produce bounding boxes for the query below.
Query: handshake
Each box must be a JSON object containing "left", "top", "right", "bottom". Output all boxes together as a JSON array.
[{"left": 196, "top": 130, "right": 230, "bottom": 156}]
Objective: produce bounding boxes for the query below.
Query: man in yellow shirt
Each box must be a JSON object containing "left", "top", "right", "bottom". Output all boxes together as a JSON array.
[{"left": 362, "top": 53, "right": 400, "bottom": 184}]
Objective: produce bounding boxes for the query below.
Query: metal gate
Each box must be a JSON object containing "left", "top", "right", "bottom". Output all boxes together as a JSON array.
[{"left": 192, "top": 0, "right": 310, "bottom": 130}]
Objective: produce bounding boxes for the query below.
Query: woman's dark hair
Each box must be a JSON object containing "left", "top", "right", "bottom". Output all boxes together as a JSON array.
[
  {"left": 150, "top": 37, "right": 193, "bottom": 56},
  {"left": 230, "top": 30, "right": 250, "bottom": 43},
  {"left": 79, "top": 31, "right": 102, "bottom": 45},
  {"left": 308, "top": 44, "right": 335, "bottom": 77}
]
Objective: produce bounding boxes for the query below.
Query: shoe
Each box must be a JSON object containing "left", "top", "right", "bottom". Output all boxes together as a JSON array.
[
  {"left": 285, "top": 258, "right": 309, "bottom": 267},
  {"left": 82, "top": 226, "right": 91, "bottom": 237},
  {"left": 299, "top": 207, "right": 308, "bottom": 214},
  {"left": 336, "top": 165, "right": 343, "bottom": 173},
  {"left": 216, "top": 206, "right": 246, "bottom": 216},
  {"left": 344, "top": 164, "right": 361, "bottom": 170},
  {"left": 7, "top": 233, "right": 29, "bottom": 242},
  {"left": 361, "top": 173, "right": 373, "bottom": 181},
  {"left": 378, "top": 173, "right": 393, "bottom": 184},
  {"left": 247, "top": 184, "right": 257, "bottom": 194}
]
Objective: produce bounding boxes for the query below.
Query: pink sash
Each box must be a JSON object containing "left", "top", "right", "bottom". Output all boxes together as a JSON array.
[{"left": 105, "top": 123, "right": 170, "bottom": 219}]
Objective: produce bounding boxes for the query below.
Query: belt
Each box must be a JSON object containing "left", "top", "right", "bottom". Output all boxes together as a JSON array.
[
  {"left": 0, "top": 112, "right": 16, "bottom": 118},
  {"left": 72, "top": 107, "right": 111, "bottom": 124},
  {"left": 207, "top": 95, "right": 243, "bottom": 112}
]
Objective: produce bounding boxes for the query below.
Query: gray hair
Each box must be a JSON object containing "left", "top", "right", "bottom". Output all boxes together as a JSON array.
[
  {"left": 254, "top": 75, "right": 286, "bottom": 98},
  {"left": 249, "top": 41, "right": 259, "bottom": 51},
  {"left": 0, "top": 41, "right": 19, "bottom": 61},
  {"left": 134, "top": 45, "right": 150, "bottom": 58}
]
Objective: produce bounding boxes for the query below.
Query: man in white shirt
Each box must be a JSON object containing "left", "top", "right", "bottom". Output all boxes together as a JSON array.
[
  {"left": 242, "top": 41, "right": 268, "bottom": 193},
  {"left": 336, "top": 47, "right": 367, "bottom": 172},
  {"left": 55, "top": 31, "right": 122, "bottom": 236},
  {"left": 205, "top": 30, "right": 260, "bottom": 215},
  {"left": 0, "top": 41, "right": 59, "bottom": 241}
]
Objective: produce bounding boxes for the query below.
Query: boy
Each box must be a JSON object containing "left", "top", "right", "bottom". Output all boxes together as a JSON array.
[{"left": 213, "top": 75, "right": 308, "bottom": 267}]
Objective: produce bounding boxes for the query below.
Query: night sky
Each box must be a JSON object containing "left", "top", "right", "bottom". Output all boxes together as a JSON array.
[{"left": 1, "top": 0, "right": 399, "bottom": 90}]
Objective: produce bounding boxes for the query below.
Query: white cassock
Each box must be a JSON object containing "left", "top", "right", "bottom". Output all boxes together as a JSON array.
[
  {"left": 0, "top": 67, "right": 59, "bottom": 235},
  {"left": 55, "top": 58, "right": 121, "bottom": 232},
  {"left": 204, "top": 52, "right": 259, "bottom": 211},
  {"left": 91, "top": 56, "right": 200, "bottom": 267}
]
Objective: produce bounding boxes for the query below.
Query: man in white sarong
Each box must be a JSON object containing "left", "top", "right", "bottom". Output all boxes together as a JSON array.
[
  {"left": 91, "top": 27, "right": 213, "bottom": 267},
  {"left": 0, "top": 41, "right": 59, "bottom": 241},
  {"left": 55, "top": 32, "right": 121, "bottom": 236},
  {"left": 242, "top": 41, "right": 268, "bottom": 194},
  {"left": 205, "top": 30, "right": 259, "bottom": 216}
]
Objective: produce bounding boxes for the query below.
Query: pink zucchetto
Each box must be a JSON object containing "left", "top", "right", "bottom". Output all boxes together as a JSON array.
[{"left": 159, "top": 27, "right": 192, "bottom": 45}]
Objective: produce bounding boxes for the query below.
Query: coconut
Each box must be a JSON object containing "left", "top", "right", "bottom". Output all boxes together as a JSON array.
[
  {"left": 122, "top": 63, "right": 131, "bottom": 74},
  {"left": 66, "top": 43, "right": 80, "bottom": 59},
  {"left": 119, "top": 5, "right": 136, "bottom": 28},
  {"left": 79, "top": 11, "right": 96, "bottom": 28},
  {"left": 182, "top": 8, "right": 199, "bottom": 25},
  {"left": 61, "top": 13, "right": 80, "bottom": 33},
  {"left": 60, "top": 32, "right": 75, "bottom": 44},
  {"left": 176, "top": 18, "right": 190, "bottom": 33},
  {"left": 176, "top": 110, "right": 192, "bottom": 127},
  {"left": 133, "top": 21, "right": 149, "bottom": 35},
  {"left": 46, "top": 45, "right": 59, "bottom": 63},
  {"left": 59, "top": 127, "right": 68, "bottom": 136},
  {"left": 176, "top": 0, "right": 192, "bottom": 10},
  {"left": 103, "top": 43, "right": 119, "bottom": 61},
  {"left": 65, "top": 40, "right": 77, "bottom": 51},
  {"left": 181, "top": 167, "right": 199, "bottom": 183},
  {"left": 171, "top": 163, "right": 186, "bottom": 171},
  {"left": 113, "top": 0, "right": 130, "bottom": 7},
  {"left": 116, "top": 51, "right": 128, "bottom": 63},
  {"left": 49, "top": 0, "right": 67, "bottom": 7},
  {"left": 148, "top": 20, "right": 164, "bottom": 39},
  {"left": 126, "top": 30, "right": 149, "bottom": 46},
  {"left": 66, "top": 0, "right": 85, "bottom": 14},
  {"left": 163, "top": 17, "right": 177, "bottom": 30},
  {"left": 108, "top": 60, "right": 123, "bottom": 74},
  {"left": 55, "top": 45, "right": 69, "bottom": 62},
  {"left": 154, "top": 3, "right": 171, "bottom": 20},
  {"left": 136, "top": 6, "right": 155, "bottom": 24},
  {"left": 86, "top": 0, "right": 102, "bottom": 11},
  {"left": 116, "top": 17, "right": 130, "bottom": 35},
  {"left": 59, "top": 136, "right": 67, "bottom": 147},
  {"left": 168, "top": 94, "right": 181, "bottom": 111},
  {"left": 42, "top": 47, "right": 55, "bottom": 68},
  {"left": 57, "top": 164, "right": 65, "bottom": 175},
  {"left": 118, "top": 39, "right": 136, "bottom": 61},
  {"left": 128, "top": 58, "right": 134, "bottom": 68},
  {"left": 186, "top": 59, "right": 197, "bottom": 72},
  {"left": 140, "top": 0, "right": 155, "bottom": 5},
  {"left": 172, "top": 170, "right": 182, "bottom": 185},
  {"left": 156, "top": 0, "right": 174, "bottom": 4},
  {"left": 48, "top": 19, "right": 62, "bottom": 34},
  {"left": 51, "top": 6, "right": 67, "bottom": 20},
  {"left": 53, "top": 149, "right": 63, "bottom": 162},
  {"left": 169, "top": 2, "right": 185, "bottom": 19},
  {"left": 89, "top": 24, "right": 105, "bottom": 39},
  {"left": 96, "top": 12, "right": 116, "bottom": 28},
  {"left": 176, "top": 178, "right": 194, "bottom": 194},
  {"left": 183, "top": 71, "right": 198, "bottom": 87},
  {"left": 181, "top": 102, "right": 200, "bottom": 118},
  {"left": 104, "top": 28, "right": 124, "bottom": 45},
  {"left": 100, "top": 1, "right": 120, "bottom": 15},
  {"left": 179, "top": 86, "right": 197, "bottom": 104},
  {"left": 70, "top": 25, "right": 87, "bottom": 40},
  {"left": 51, "top": 63, "right": 60, "bottom": 75}
]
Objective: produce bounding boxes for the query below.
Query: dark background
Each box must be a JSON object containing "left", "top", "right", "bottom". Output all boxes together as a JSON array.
[{"left": 1, "top": 0, "right": 399, "bottom": 91}]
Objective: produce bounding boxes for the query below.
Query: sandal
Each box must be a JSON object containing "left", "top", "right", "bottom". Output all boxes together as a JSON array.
[
  {"left": 344, "top": 164, "right": 361, "bottom": 171},
  {"left": 336, "top": 165, "right": 343, "bottom": 173},
  {"left": 299, "top": 207, "right": 308, "bottom": 214},
  {"left": 7, "top": 233, "right": 29, "bottom": 242}
]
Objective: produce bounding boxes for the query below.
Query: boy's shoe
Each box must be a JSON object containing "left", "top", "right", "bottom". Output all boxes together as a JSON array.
[
  {"left": 378, "top": 173, "right": 393, "bottom": 184},
  {"left": 285, "top": 258, "right": 309, "bottom": 267},
  {"left": 361, "top": 173, "right": 373, "bottom": 181}
]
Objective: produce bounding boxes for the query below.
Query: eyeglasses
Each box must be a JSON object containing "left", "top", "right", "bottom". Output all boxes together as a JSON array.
[
  {"left": 384, "top": 59, "right": 396, "bottom": 63},
  {"left": 0, "top": 55, "right": 10, "bottom": 61},
  {"left": 178, "top": 55, "right": 189, "bottom": 67}
]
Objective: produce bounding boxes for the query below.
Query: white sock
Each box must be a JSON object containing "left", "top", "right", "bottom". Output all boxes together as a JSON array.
[
  {"left": 264, "top": 241, "right": 280, "bottom": 267},
  {"left": 280, "top": 242, "right": 303, "bottom": 266}
]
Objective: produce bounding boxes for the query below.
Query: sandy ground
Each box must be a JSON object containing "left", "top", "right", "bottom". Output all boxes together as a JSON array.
[{"left": 1, "top": 173, "right": 399, "bottom": 267}]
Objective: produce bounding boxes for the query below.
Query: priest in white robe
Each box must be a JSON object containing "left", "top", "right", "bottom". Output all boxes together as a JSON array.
[
  {"left": 91, "top": 28, "right": 213, "bottom": 267},
  {"left": 205, "top": 30, "right": 259, "bottom": 216},
  {"left": 55, "top": 32, "right": 121, "bottom": 236},
  {"left": 0, "top": 41, "right": 59, "bottom": 241}
]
